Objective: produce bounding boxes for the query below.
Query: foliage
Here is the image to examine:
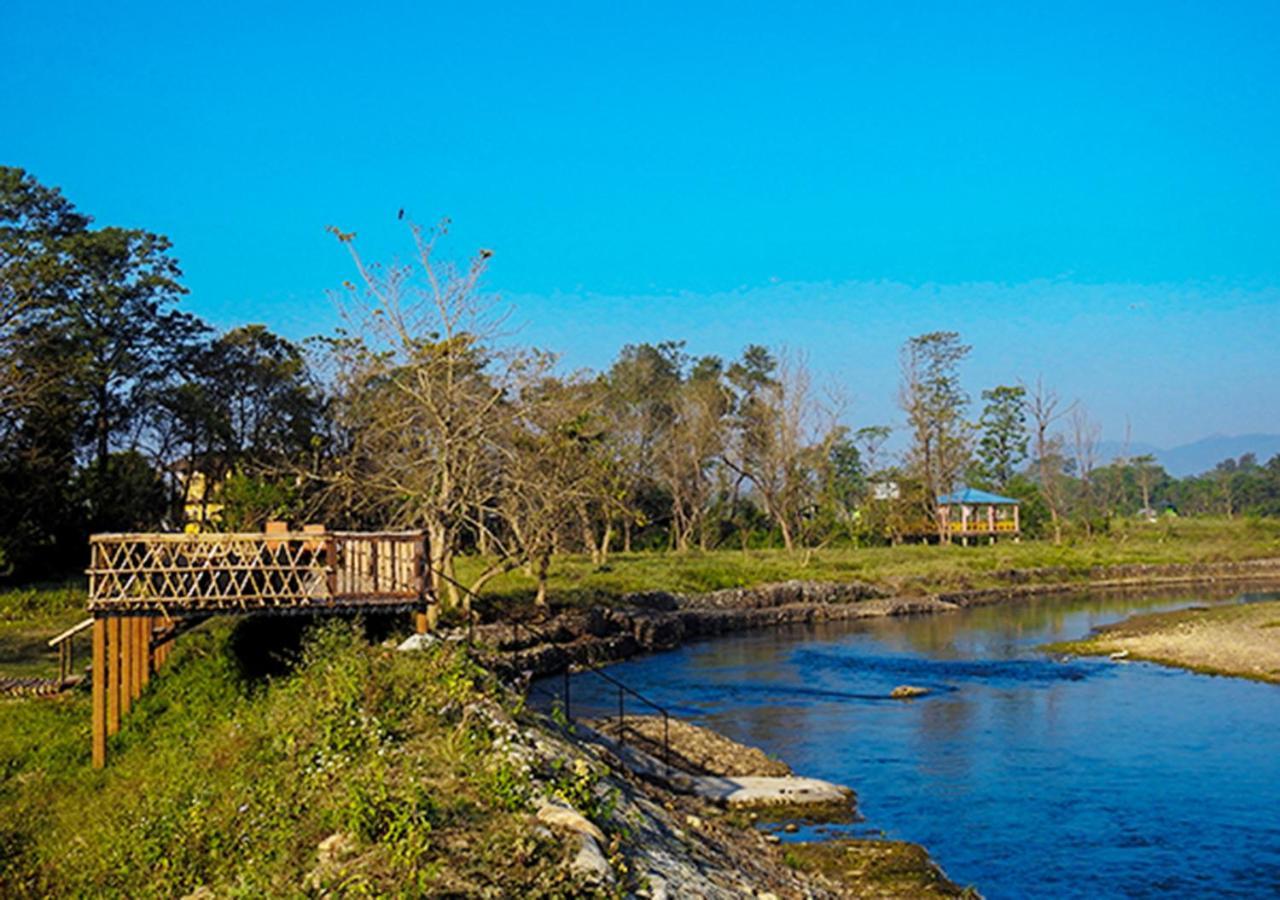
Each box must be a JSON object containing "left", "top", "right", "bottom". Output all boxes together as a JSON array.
[
  {"left": 0, "top": 620, "right": 579, "bottom": 897},
  {"left": 973, "top": 385, "right": 1028, "bottom": 490}
]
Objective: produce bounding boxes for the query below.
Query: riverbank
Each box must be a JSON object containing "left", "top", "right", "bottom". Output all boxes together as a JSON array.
[
  {"left": 482, "top": 557, "right": 1280, "bottom": 678},
  {"left": 1046, "top": 598, "right": 1280, "bottom": 683},
  {"left": 0, "top": 617, "right": 970, "bottom": 897},
  {"left": 463, "top": 516, "right": 1280, "bottom": 610}
]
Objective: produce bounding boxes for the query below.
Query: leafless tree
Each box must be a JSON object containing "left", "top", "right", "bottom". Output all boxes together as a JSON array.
[
  {"left": 722, "top": 351, "right": 842, "bottom": 552},
  {"left": 1023, "top": 376, "right": 1075, "bottom": 544},
  {"left": 321, "top": 219, "right": 523, "bottom": 615},
  {"left": 899, "top": 332, "right": 972, "bottom": 539},
  {"left": 500, "top": 372, "right": 605, "bottom": 605},
  {"left": 658, "top": 371, "right": 730, "bottom": 551},
  {"left": 1070, "top": 404, "right": 1102, "bottom": 534}
]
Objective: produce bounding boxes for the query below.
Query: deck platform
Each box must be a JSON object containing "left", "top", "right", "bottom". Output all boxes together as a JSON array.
[{"left": 85, "top": 529, "right": 431, "bottom": 767}]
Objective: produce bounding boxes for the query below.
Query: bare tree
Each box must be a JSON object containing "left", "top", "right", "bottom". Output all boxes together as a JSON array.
[
  {"left": 722, "top": 350, "right": 841, "bottom": 553},
  {"left": 321, "top": 219, "right": 522, "bottom": 616},
  {"left": 899, "top": 332, "right": 972, "bottom": 539},
  {"left": 501, "top": 372, "right": 605, "bottom": 606},
  {"left": 1070, "top": 404, "right": 1102, "bottom": 534},
  {"left": 658, "top": 363, "right": 730, "bottom": 551},
  {"left": 1023, "top": 377, "right": 1075, "bottom": 544}
]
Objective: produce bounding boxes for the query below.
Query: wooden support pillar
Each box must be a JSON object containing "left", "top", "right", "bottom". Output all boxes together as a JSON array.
[
  {"left": 139, "top": 617, "right": 152, "bottom": 688},
  {"left": 120, "top": 617, "right": 134, "bottom": 715},
  {"left": 92, "top": 617, "right": 107, "bottom": 768},
  {"left": 107, "top": 617, "right": 122, "bottom": 737},
  {"left": 135, "top": 616, "right": 147, "bottom": 695}
]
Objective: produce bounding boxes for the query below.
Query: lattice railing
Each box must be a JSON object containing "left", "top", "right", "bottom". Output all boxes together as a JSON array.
[{"left": 88, "top": 531, "right": 427, "bottom": 613}]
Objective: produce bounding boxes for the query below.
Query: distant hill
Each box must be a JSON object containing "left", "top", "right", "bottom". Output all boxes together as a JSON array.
[{"left": 1095, "top": 434, "right": 1280, "bottom": 478}]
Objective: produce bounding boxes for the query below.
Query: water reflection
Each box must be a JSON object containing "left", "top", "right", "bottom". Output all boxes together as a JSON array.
[{"left": 543, "top": 585, "right": 1280, "bottom": 899}]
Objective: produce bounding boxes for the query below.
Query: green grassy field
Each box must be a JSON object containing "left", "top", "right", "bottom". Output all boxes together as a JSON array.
[
  {"left": 460, "top": 516, "right": 1280, "bottom": 612},
  {"left": 0, "top": 621, "right": 583, "bottom": 897},
  {"left": 0, "top": 581, "right": 88, "bottom": 680}
]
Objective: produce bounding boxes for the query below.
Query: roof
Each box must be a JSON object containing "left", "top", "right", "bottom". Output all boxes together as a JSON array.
[{"left": 937, "top": 487, "right": 1020, "bottom": 505}]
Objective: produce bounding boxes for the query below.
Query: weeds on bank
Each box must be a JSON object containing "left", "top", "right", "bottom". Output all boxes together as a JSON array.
[{"left": 0, "top": 620, "right": 588, "bottom": 897}]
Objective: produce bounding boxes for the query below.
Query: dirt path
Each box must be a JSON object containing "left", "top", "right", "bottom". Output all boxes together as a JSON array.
[{"left": 1049, "top": 599, "right": 1280, "bottom": 683}]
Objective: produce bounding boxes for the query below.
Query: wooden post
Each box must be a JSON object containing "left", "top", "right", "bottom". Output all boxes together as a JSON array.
[
  {"left": 92, "top": 617, "right": 107, "bottom": 768},
  {"left": 140, "top": 617, "right": 152, "bottom": 688},
  {"left": 107, "top": 617, "right": 122, "bottom": 736},
  {"left": 120, "top": 617, "right": 134, "bottom": 715},
  {"left": 1014, "top": 504, "right": 1021, "bottom": 533}
]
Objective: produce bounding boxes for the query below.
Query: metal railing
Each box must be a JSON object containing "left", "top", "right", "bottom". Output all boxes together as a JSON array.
[{"left": 507, "top": 617, "right": 676, "bottom": 772}]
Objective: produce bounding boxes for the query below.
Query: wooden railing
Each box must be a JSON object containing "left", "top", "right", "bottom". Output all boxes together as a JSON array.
[
  {"left": 945, "top": 519, "right": 1019, "bottom": 534},
  {"left": 88, "top": 531, "right": 427, "bottom": 613}
]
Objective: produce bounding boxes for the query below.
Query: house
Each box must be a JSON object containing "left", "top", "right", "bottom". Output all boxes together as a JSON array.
[{"left": 936, "top": 487, "right": 1020, "bottom": 542}]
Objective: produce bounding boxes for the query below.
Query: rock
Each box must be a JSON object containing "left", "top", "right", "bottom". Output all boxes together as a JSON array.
[
  {"left": 536, "top": 800, "right": 607, "bottom": 844},
  {"left": 685, "top": 814, "right": 704, "bottom": 830},
  {"left": 570, "top": 833, "right": 614, "bottom": 884},
  {"left": 783, "top": 823, "right": 798, "bottom": 833},
  {"left": 396, "top": 633, "right": 438, "bottom": 652},
  {"left": 1110, "top": 649, "right": 1130, "bottom": 660},
  {"left": 890, "top": 684, "right": 930, "bottom": 699},
  {"left": 691, "top": 774, "right": 854, "bottom": 809},
  {"left": 763, "top": 834, "right": 781, "bottom": 844}
]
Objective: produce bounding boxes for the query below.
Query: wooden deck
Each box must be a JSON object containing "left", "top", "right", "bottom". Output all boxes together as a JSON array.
[{"left": 86, "top": 529, "right": 432, "bottom": 767}]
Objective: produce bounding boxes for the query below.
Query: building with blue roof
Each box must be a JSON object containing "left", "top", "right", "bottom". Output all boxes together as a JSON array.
[{"left": 936, "top": 487, "right": 1021, "bottom": 542}]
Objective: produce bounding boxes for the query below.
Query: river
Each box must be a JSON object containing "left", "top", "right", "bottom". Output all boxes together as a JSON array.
[{"left": 550, "top": 587, "right": 1280, "bottom": 898}]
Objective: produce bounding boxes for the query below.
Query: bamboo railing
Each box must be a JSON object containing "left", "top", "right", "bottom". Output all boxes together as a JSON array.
[{"left": 86, "top": 529, "right": 431, "bottom": 767}]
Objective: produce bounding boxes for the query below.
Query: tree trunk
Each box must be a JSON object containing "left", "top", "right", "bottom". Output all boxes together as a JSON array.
[{"left": 534, "top": 553, "right": 550, "bottom": 607}]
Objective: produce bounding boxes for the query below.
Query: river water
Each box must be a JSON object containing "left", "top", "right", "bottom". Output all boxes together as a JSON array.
[{"left": 551, "top": 588, "right": 1280, "bottom": 898}]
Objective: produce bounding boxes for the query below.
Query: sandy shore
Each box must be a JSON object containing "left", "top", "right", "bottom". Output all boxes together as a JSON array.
[{"left": 1049, "top": 599, "right": 1280, "bottom": 683}]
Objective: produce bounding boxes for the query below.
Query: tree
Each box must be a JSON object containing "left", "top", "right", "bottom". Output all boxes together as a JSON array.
[
  {"left": 899, "top": 332, "right": 972, "bottom": 539},
  {"left": 974, "top": 385, "right": 1027, "bottom": 490},
  {"left": 322, "top": 218, "right": 521, "bottom": 615},
  {"left": 1131, "top": 454, "right": 1160, "bottom": 514},
  {"left": 1023, "top": 377, "right": 1074, "bottom": 544},
  {"left": 47, "top": 226, "right": 204, "bottom": 473},
  {"left": 0, "top": 167, "right": 89, "bottom": 432},
  {"left": 501, "top": 373, "right": 605, "bottom": 605},
  {"left": 1069, "top": 405, "right": 1104, "bottom": 533},
  {"left": 671, "top": 360, "right": 733, "bottom": 551},
  {"left": 722, "top": 348, "right": 841, "bottom": 552}
]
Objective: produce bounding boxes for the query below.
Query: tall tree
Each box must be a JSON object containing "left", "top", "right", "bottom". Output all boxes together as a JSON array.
[
  {"left": 974, "top": 385, "right": 1028, "bottom": 490},
  {"left": 1023, "top": 377, "right": 1074, "bottom": 544},
  {"left": 49, "top": 226, "right": 202, "bottom": 473},
  {"left": 899, "top": 332, "right": 972, "bottom": 538},
  {"left": 323, "top": 218, "right": 522, "bottom": 614}
]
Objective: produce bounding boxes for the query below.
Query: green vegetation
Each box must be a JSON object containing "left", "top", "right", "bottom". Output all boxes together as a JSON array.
[
  {"left": 461, "top": 517, "right": 1280, "bottom": 611},
  {"left": 782, "top": 839, "right": 972, "bottom": 897},
  {"left": 0, "top": 580, "right": 85, "bottom": 678},
  {"left": 0, "top": 621, "right": 592, "bottom": 897}
]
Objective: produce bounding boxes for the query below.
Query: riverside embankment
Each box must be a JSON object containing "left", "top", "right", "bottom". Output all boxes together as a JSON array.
[{"left": 482, "top": 557, "right": 1280, "bottom": 677}]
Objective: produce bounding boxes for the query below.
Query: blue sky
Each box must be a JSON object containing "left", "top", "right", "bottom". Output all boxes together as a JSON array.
[{"left": 5, "top": 1, "right": 1279, "bottom": 446}]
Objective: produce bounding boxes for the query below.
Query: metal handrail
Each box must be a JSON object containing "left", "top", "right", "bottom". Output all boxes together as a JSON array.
[{"left": 423, "top": 565, "right": 680, "bottom": 773}]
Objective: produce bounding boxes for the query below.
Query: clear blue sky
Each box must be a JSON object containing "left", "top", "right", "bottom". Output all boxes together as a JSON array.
[{"left": 5, "top": 1, "right": 1279, "bottom": 446}]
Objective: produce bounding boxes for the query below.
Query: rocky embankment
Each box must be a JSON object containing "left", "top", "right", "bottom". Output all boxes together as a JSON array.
[
  {"left": 472, "top": 694, "right": 966, "bottom": 897},
  {"left": 480, "top": 558, "right": 1280, "bottom": 678}
]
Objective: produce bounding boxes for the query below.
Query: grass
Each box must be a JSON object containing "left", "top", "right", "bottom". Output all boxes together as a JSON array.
[
  {"left": 782, "top": 839, "right": 973, "bottom": 897},
  {"left": 0, "top": 580, "right": 87, "bottom": 679},
  {"left": 460, "top": 517, "right": 1280, "bottom": 614},
  {"left": 0, "top": 619, "right": 592, "bottom": 897}
]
